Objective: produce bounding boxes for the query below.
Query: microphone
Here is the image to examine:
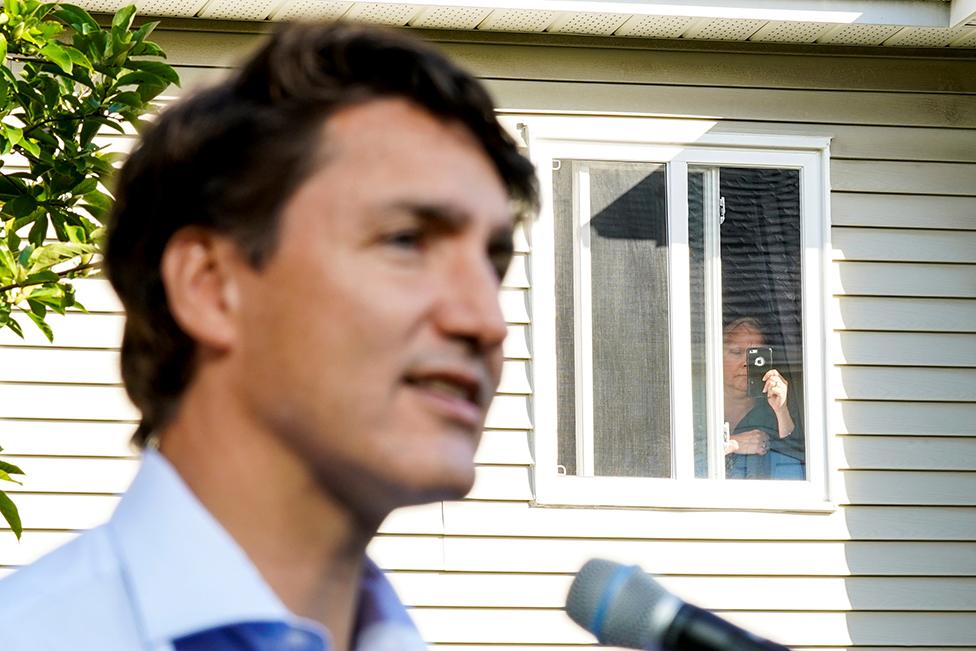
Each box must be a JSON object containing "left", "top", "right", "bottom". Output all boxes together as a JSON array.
[{"left": 566, "top": 558, "right": 789, "bottom": 651}]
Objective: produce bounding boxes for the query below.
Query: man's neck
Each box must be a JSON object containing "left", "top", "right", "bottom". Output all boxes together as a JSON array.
[{"left": 158, "top": 382, "right": 376, "bottom": 651}]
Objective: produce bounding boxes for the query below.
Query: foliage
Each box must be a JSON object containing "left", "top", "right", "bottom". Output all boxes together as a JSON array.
[
  {"left": 0, "top": 0, "right": 178, "bottom": 537},
  {"left": 0, "top": 449, "right": 24, "bottom": 538}
]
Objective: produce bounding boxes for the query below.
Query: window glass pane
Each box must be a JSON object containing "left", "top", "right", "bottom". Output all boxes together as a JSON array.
[
  {"left": 688, "top": 171, "right": 709, "bottom": 478},
  {"left": 690, "top": 167, "right": 806, "bottom": 480},
  {"left": 555, "top": 160, "right": 671, "bottom": 478},
  {"left": 554, "top": 160, "right": 577, "bottom": 475}
]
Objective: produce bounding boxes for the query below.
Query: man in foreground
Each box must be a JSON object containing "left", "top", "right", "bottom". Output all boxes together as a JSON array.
[{"left": 0, "top": 22, "right": 536, "bottom": 650}]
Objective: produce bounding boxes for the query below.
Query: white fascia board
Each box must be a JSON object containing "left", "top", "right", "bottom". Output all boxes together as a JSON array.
[
  {"left": 359, "top": 0, "right": 949, "bottom": 27},
  {"left": 950, "top": 0, "right": 976, "bottom": 26}
]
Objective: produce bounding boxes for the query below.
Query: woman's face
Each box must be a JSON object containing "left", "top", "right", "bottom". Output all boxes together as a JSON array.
[{"left": 723, "top": 323, "right": 764, "bottom": 397}]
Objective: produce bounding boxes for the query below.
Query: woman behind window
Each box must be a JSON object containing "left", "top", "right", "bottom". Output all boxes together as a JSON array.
[{"left": 722, "top": 317, "right": 804, "bottom": 479}]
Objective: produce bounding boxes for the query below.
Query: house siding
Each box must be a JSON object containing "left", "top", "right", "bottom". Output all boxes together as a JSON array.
[{"left": 0, "top": 26, "right": 974, "bottom": 649}]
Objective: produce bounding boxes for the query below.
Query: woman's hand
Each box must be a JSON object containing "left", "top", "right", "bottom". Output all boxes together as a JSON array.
[
  {"left": 727, "top": 429, "right": 770, "bottom": 456},
  {"left": 763, "top": 369, "right": 795, "bottom": 439},
  {"left": 763, "top": 369, "right": 788, "bottom": 412}
]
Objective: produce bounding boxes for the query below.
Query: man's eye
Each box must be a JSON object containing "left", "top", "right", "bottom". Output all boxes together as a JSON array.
[{"left": 385, "top": 229, "right": 424, "bottom": 249}]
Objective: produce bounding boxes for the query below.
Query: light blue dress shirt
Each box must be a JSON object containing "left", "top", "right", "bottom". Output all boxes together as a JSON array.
[{"left": 0, "top": 450, "right": 427, "bottom": 651}]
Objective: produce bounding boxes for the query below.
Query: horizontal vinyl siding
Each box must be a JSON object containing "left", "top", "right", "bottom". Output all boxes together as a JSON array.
[
  {"left": 1, "top": 26, "right": 973, "bottom": 650},
  {"left": 430, "top": 31, "right": 976, "bottom": 651}
]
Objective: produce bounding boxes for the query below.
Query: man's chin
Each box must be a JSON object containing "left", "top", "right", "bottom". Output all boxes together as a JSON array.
[{"left": 404, "top": 466, "right": 477, "bottom": 504}]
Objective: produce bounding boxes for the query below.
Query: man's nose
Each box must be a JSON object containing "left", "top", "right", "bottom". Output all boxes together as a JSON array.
[{"left": 436, "top": 254, "right": 508, "bottom": 350}]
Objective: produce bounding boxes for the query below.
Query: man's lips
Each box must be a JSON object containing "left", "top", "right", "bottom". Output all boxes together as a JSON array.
[{"left": 403, "top": 366, "right": 493, "bottom": 429}]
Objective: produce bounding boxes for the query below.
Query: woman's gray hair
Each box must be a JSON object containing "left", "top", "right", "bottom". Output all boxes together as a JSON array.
[{"left": 724, "top": 316, "right": 764, "bottom": 336}]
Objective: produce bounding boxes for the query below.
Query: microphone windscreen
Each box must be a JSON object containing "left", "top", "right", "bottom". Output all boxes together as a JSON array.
[{"left": 566, "top": 559, "right": 671, "bottom": 649}]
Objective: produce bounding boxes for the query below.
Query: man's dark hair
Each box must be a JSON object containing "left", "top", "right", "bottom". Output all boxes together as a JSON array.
[{"left": 105, "top": 22, "right": 538, "bottom": 447}]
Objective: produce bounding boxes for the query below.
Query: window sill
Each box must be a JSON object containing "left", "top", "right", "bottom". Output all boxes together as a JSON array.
[{"left": 533, "top": 474, "right": 836, "bottom": 513}]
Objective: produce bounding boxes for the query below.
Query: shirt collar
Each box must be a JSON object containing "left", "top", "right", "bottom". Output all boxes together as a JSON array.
[
  {"left": 106, "top": 450, "right": 423, "bottom": 649},
  {"left": 108, "top": 449, "right": 291, "bottom": 644}
]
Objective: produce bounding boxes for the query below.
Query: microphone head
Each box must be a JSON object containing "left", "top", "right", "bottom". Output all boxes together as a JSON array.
[{"left": 566, "top": 558, "right": 673, "bottom": 649}]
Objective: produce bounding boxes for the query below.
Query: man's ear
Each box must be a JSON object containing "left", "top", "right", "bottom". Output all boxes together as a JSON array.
[{"left": 160, "top": 227, "right": 243, "bottom": 352}]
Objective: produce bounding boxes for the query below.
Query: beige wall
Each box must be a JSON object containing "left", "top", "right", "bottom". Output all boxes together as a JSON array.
[{"left": 1, "top": 25, "right": 974, "bottom": 649}]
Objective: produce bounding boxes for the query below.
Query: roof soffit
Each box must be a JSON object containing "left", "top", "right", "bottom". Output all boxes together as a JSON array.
[{"left": 74, "top": 0, "right": 976, "bottom": 47}]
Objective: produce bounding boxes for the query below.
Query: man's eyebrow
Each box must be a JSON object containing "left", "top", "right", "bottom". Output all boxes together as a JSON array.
[
  {"left": 390, "top": 201, "right": 471, "bottom": 229},
  {"left": 389, "top": 201, "right": 517, "bottom": 238}
]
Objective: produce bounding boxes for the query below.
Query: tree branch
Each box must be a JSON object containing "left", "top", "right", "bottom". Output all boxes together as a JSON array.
[{"left": 0, "top": 260, "right": 101, "bottom": 294}]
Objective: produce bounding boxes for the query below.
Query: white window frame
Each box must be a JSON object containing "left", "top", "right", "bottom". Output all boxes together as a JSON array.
[{"left": 515, "top": 115, "right": 833, "bottom": 511}]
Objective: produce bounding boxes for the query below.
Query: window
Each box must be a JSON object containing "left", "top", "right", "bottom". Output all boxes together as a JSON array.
[{"left": 517, "top": 117, "right": 831, "bottom": 509}]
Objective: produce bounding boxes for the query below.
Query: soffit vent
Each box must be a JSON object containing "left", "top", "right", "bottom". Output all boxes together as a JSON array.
[
  {"left": 548, "top": 12, "right": 629, "bottom": 36},
  {"left": 410, "top": 5, "right": 491, "bottom": 29},
  {"left": 884, "top": 24, "right": 975, "bottom": 47},
  {"left": 477, "top": 9, "right": 557, "bottom": 32},
  {"left": 683, "top": 18, "right": 766, "bottom": 41},
  {"left": 751, "top": 20, "right": 830, "bottom": 43},
  {"left": 270, "top": 0, "right": 351, "bottom": 20},
  {"left": 80, "top": 0, "right": 208, "bottom": 15},
  {"left": 949, "top": 26, "right": 976, "bottom": 46},
  {"left": 198, "top": 0, "right": 281, "bottom": 19},
  {"left": 343, "top": 2, "right": 421, "bottom": 25},
  {"left": 615, "top": 14, "right": 695, "bottom": 38},
  {"left": 70, "top": 0, "right": 128, "bottom": 10},
  {"left": 817, "top": 23, "right": 901, "bottom": 46}
]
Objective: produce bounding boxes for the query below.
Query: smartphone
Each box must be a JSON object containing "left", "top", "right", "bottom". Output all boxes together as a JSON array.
[{"left": 747, "top": 346, "right": 774, "bottom": 398}]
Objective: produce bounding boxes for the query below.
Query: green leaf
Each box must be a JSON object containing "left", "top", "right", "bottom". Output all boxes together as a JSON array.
[
  {"left": 40, "top": 42, "right": 73, "bottom": 74},
  {"left": 0, "top": 460, "right": 24, "bottom": 476},
  {"left": 63, "top": 45, "right": 93, "bottom": 71},
  {"left": 115, "top": 70, "right": 156, "bottom": 87},
  {"left": 64, "top": 224, "right": 85, "bottom": 243},
  {"left": 3, "top": 125, "right": 21, "bottom": 146},
  {"left": 0, "top": 490, "right": 22, "bottom": 539},
  {"left": 125, "top": 59, "right": 179, "bottom": 86},
  {"left": 6, "top": 227, "right": 19, "bottom": 252},
  {"left": 3, "top": 314, "right": 24, "bottom": 338},
  {"left": 19, "top": 136, "right": 40, "bottom": 158},
  {"left": 0, "top": 469, "right": 20, "bottom": 484},
  {"left": 78, "top": 116, "right": 100, "bottom": 146},
  {"left": 27, "top": 213, "right": 47, "bottom": 247},
  {"left": 81, "top": 190, "right": 111, "bottom": 216},
  {"left": 25, "top": 308, "right": 53, "bottom": 342},
  {"left": 0, "top": 33, "right": 7, "bottom": 62},
  {"left": 108, "top": 90, "right": 142, "bottom": 109},
  {"left": 135, "top": 79, "right": 167, "bottom": 103},
  {"left": 29, "top": 127, "right": 57, "bottom": 148},
  {"left": 33, "top": 2, "right": 57, "bottom": 20},
  {"left": 70, "top": 178, "right": 98, "bottom": 196},
  {"left": 5, "top": 194, "right": 36, "bottom": 218},
  {"left": 0, "top": 246, "right": 16, "bottom": 276},
  {"left": 95, "top": 117, "right": 127, "bottom": 135},
  {"left": 25, "top": 270, "right": 58, "bottom": 284},
  {"left": 130, "top": 40, "right": 165, "bottom": 58},
  {"left": 111, "top": 4, "right": 136, "bottom": 35},
  {"left": 62, "top": 284, "right": 78, "bottom": 310},
  {"left": 28, "top": 241, "right": 95, "bottom": 270},
  {"left": 27, "top": 298, "right": 46, "bottom": 318},
  {"left": 54, "top": 4, "right": 101, "bottom": 34},
  {"left": 129, "top": 19, "right": 158, "bottom": 45}
]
